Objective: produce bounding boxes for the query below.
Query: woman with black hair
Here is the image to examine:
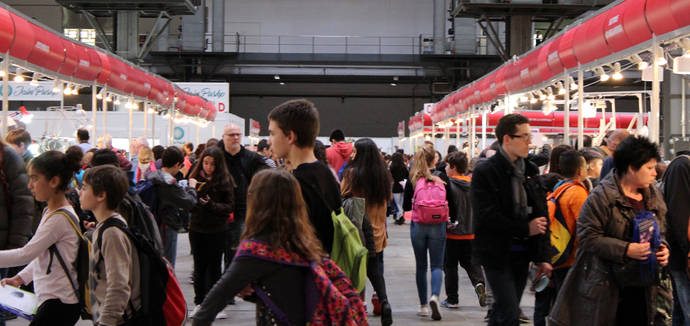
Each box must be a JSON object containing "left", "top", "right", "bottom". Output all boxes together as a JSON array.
[
  {"left": 341, "top": 138, "right": 393, "bottom": 326},
  {"left": 550, "top": 136, "right": 669, "bottom": 326},
  {"left": 0, "top": 150, "right": 83, "bottom": 325},
  {"left": 187, "top": 147, "right": 236, "bottom": 319}
]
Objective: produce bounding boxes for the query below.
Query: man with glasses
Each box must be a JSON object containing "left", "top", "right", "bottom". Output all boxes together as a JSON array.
[
  {"left": 471, "top": 114, "right": 552, "bottom": 326},
  {"left": 218, "top": 123, "right": 269, "bottom": 271}
]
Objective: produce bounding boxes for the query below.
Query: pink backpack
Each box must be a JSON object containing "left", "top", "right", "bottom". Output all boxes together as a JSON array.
[{"left": 412, "top": 178, "right": 449, "bottom": 224}]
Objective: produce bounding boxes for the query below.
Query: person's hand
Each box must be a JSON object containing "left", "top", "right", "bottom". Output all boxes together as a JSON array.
[
  {"left": 656, "top": 244, "right": 669, "bottom": 267},
  {"left": 236, "top": 284, "right": 254, "bottom": 298},
  {"left": 626, "top": 242, "right": 652, "bottom": 260},
  {"left": 529, "top": 217, "right": 548, "bottom": 236},
  {"left": 83, "top": 220, "right": 96, "bottom": 231},
  {"left": 535, "top": 262, "right": 553, "bottom": 279},
  {"left": 1, "top": 275, "right": 23, "bottom": 287},
  {"left": 199, "top": 195, "right": 209, "bottom": 205},
  {"left": 188, "top": 178, "right": 198, "bottom": 189}
]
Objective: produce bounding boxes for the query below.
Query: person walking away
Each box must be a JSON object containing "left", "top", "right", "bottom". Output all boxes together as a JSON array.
[
  {"left": 0, "top": 150, "right": 83, "bottom": 325},
  {"left": 341, "top": 138, "right": 393, "bottom": 326},
  {"left": 325, "top": 129, "right": 353, "bottom": 173},
  {"left": 532, "top": 150, "right": 589, "bottom": 326},
  {"left": 549, "top": 136, "right": 669, "bottom": 326},
  {"left": 267, "top": 99, "right": 341, "bottom": 254},
  {"left": 146, "top": 146, "right": 197, "bottom": 267},
  {"left": 217, "top": 123, "right": 268, "bottom": 270},
  {"left": 390, "top": 152, "right": 408, "bottom": 225},
  {"left": 471, "top": 114, "right": 552, "bottom": 326},
  {"left": 402, "top": 146, "right": 448, "bottom": 321},
  {"left": 441, "top": 151, "right": 486, "bottom": 309},
  {"left": 187, "top": 147, "right": 235, "bottom": 320},
  {"left": 79, "top": 165, "right": 141, "bottom": 326},
  {"left": 662, "top": 154, "right": 690, "bottom": 325},
  {"left": 191, "top": 169, "right": 366, "bottom": 326}
]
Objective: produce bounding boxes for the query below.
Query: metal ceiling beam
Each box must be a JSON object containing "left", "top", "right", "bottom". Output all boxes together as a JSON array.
[
  {"left": 478, "top": 16, "right": 508, "bottom": 61},
  {"left": 137, "top": 11, "right": 171, "bottom": 61},
  {"left": 82, "top": 11, "right": 113, "bottom": 52}
]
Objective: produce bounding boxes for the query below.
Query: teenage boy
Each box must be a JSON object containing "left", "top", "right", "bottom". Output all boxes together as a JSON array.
[
  {"left": 471, "top": 114, "right": 552, "bottom": 326},
  {"left": 442, "top": 151, "right": 486, "bottom": 309},
  {"left": 267, "top": 99, "right": 341, "bottom": 253},
  {"left": 79, "top": 165, "right": 141, "bottom": 326},
  {"left": 147, "top": 146, "right": 197, "bottom": 266}
]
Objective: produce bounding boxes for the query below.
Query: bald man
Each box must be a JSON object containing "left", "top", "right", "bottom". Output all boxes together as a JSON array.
[
  {"left": 599, "top": 130, "right": 631, "bottom": 180},
  {"left": 218, "top": 123, "right": 269, "bottom": 269}
]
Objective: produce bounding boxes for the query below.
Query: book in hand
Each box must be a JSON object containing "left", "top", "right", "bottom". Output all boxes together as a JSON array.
[{"left": 0, "top": 285, "right": 37, "bottom": 320}]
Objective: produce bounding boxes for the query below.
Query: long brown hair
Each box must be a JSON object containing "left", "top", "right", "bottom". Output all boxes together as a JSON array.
[
  {"left": 409, "top": 146, "right": 437, "bottom": 187},
  {"left": 241, "top": 169, "right": 326, "bottom": 262}
]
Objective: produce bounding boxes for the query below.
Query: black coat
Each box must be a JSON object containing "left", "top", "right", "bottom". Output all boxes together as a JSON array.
[
  {"left": 470, "top": 151, "right": 550, "bottom": 268},
  {"left": 217, "top": 143, "right": 269, "bottom": 221},
  {"left": 663, "top": 155, "right": 690, "bottom": 271}
]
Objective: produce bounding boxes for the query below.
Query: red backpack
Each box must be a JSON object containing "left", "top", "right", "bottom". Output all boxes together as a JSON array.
[
  {"left": 412, "top": 178, "right": 449, "bottom": 224},
  {"left": 235, "top": 240, "right": 368, "bottom": 326}
]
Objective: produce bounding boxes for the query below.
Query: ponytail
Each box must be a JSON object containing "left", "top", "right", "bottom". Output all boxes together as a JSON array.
[
  {"left": 29, "top": 150, "right": 81, "bottom": 191},
  {"left": 409, "top": 146, "right": 436, "bottom": 187}
]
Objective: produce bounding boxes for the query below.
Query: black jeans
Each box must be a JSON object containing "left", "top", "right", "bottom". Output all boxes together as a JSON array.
[
  {"left": 483, "top": 251, "right": 530, "bottom": 326},
  {"left": 444, "top": 238, "right": 484, "bottom": 304},
  {"left": 224, "top": 218, "right": 244, "bottom": 271},
  {"left": 190, "top": 231, "right": 226, "bottom": 305},
  {"left": 29, "top": 299, "right": 80, "bottom": 326},
  {"left": 368, "top": 251, "right": 388, "bottom": 301}
]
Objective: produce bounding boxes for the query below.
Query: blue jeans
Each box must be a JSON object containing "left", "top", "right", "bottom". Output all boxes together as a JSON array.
[
  {"left": 672, "top": 269, "right": 690, "bottom": 326},
  {"left": 162, "top": 226, "right": 178, "bottom": 267},
  {"left": 410, "top": 222, "right": 446, "bottom": 305}
]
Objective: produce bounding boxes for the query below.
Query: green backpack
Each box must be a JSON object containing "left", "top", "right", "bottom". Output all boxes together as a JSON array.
[{"left": 298, "top": 179, "right": 368, "bottom": 292}]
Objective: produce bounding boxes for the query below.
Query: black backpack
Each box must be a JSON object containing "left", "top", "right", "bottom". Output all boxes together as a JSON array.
[
  {"left": 118, "top": 192, "right": 164, "bottom": 252},
  {"left": 46, "top": 209, "right": 93, "bottom": 320},
  {"left": 96, "top": 218, "right": 186, "bottom": 325}
]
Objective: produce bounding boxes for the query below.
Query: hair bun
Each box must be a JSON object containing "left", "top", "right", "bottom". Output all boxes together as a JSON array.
[{"left": 64, "top": 146, "right": 84, "bottom": 174}]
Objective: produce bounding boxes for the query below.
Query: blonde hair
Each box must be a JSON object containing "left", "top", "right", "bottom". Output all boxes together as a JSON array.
[
  {"left": 409, "top": 146, "right": 436, "bottom": 187},
  {"left": 138, "top": 146, "right": 154, "bottom": 164}
]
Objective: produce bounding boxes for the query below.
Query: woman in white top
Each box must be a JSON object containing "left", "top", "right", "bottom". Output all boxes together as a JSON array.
[{"left": 0, "top": 150, "right": 83, "bottom": 326}]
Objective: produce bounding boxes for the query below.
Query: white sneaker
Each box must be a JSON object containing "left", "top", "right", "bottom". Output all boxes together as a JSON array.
[
  {"left": 417, "top": 305, "right": 430, "bottom": 317},
  {"left": 215, "top": 311, "right": 228, "bottom": 319},
  {"left": 189, "top": 305, "right": 201, "bottom": 318},
  {"left": 429, "top": 295, "right": 442, "bottom": 320}
]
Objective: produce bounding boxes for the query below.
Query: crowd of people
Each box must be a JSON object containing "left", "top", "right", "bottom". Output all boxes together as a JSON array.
[{"left": 0, "top": 100, "right": 689, "bottom": 326}]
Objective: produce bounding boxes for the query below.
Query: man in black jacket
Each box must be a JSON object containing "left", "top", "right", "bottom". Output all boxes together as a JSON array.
[
  {"left": 471, "top": 114, "right": 552, "bottom": 326},
  {"left": 218, "top": 123, "right": 269, "bottom": 269}
]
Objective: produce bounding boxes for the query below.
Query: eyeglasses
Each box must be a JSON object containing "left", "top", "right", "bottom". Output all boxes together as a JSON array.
[
  {"left": 508, "top": 133, "right": 532, "bottom": 141},
  {"left": 224, "top": 133, "right": 242, "bottom": 138}
]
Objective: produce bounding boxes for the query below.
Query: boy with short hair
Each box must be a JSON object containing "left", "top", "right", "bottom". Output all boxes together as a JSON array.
[
  {"left": 267, "top": 99, "right": 341, "bottom": 253},
  {"left": 80, "top": 165, "right": 141, "bottom": 326}
]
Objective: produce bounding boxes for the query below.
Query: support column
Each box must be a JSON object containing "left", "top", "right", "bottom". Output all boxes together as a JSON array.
[
  {"left": 212, "top": 0, "right": 225, "bottom": 52},
  {"left": 433, "top": 0, "right": 446, "bottom": 54},
  {"left": 115, "top": 11, "right": 139, "bottom": 60},
  {"left": 102, "top": 89, "right": 108, "bottom": 144},
  {"left": 651, "top": 51, "right": 661, "bottom": 144},
  {"left": 128, "top": 101, "right": 133, "bottom": 149},
  {"left": 578, "top": 67, "right": 584, "bottom": 149},
  {"left": 143, "top": 102, "right": 148, "bottom": 142},
  {"left": 92, "top": 85, "right": 98, "bottom": 143},
  {"left": 563, "top": 71, "right": 570, "bottom": 145},
  {"left": 481, "top": 108, "right": 487, "bottom": 150},
  {"left": 507, "top": 15, "right": 532, "bottom": 57},
  {"left": 662, "top": 70, "right": 689, "bottom": 158},
  {"left": 168, "top": 108, "right": 175, "bottom": 146},
  {"left": 470, "top": 107, "right": 476, "bottom": 157},
  {"left": 2, "top": 54, "right": 9, "bottom": 137},
  {"left": 151, "top": 107, "right": 156, "bottom": 144}
]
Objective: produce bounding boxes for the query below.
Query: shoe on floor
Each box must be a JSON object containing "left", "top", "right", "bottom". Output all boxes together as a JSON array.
[
  {"left": 417, "top": 305, "right": 430, "bottom": 317},
  {"left": 440, "top": 299, "right": 459, "bottom": 309},
  {"left": 394, "top": 217, "right": 405, "bottom": 225},
  {"left": 372, "top": 294, "right": 381, "bottom": 316},
  {"left": 215, "top": 311, "right": 228, "bottom": 319},
  {"left": 519, "top": 311, "right": 530, "bottom": 324},
  {"left": 380, "top": 300, "right": 393, "bottom": 326},
  {"left": 190, "top": 305, "right": 201, "bottom": 318},
  {"left": 484, "top": 309, "right": 493, "bottom": 321},
  {"left": 475, "top": 283, "right": 487, "bottom": 307},
  {"left": 228, "top": 297, "right": 236, "bottom": 305},
  {"left": 429, "top": 295, "right": 442, "bottom": 321}
]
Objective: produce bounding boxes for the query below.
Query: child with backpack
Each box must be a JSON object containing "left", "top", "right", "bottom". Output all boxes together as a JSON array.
[
  {"left": 402, "top": 146, "right": 448, "bottom": 321},
  {"left": 0, "top": 150, "right": 83, "bottom": 325},
  {"left": 192, "top": 169, "right": 367, "bottom": 326},
  {"left": 79, "top": 165, "right": 141, "bottom": 326}
]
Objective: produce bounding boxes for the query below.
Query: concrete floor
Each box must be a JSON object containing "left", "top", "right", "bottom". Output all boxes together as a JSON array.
[{"left": 9, "top": 218, "right": 537, "bottom": 325}]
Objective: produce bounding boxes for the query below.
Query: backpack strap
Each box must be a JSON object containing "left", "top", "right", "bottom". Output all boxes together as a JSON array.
[
  {"left": 252, "top": 285, "right": 294, "bottom": 326},
  {"left": 44, "top": 209, "right": 82, "bottom": 302}
]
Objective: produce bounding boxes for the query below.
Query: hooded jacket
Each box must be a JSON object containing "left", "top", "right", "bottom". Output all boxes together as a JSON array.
[
  {"left": 548, "top": 172, "right": 667, "bottom": 326},
  {"left": 146, "top": 170, "right": 197, "bottom": 230},
  {"left": 446, "top": 175, "right": 474, "bottom": 239},
  {"left": 0, "top": 144, "right": 33, "bottom": 249},
  {"left": 326, "top": 142, "right": 353, "bottom": 173}
]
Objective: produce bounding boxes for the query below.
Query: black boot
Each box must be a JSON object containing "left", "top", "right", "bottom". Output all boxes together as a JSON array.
[{"left": 380, "top": 300, "right": 392, "bottom": 326}]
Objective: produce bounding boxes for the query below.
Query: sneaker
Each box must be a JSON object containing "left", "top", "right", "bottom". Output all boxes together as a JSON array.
[
  {"left": 215, "top": 311, "right": 228, "bottom": 319},
  {"left": 440, "top": 299, "right": 460, "bottom": 309},
  {"left": 417, "top": 305, "right": 430, "bottom": 317},
  {"left": 189, "top": 305, "right": 201, "bottom": 318},
  {"left": 519, "top": 311, "right": 529, "bottom": 324},
  {"left": 372, "top": 294, "right": 382, "bottom": 316},
  {"left": 394, "top": 217, "right": 405, "bottom": 225},
  {"left": 429, "top": 295, "right": 442, "bottom": 320},
  {"left": 484, "top": 308, "right": 493, "bottom": 321},
  {"left": 380, "top": 300, "right": 393, "bottom": 326},
  {"left": 475, "top": 283, "right": 487, "bottom": 307}
]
